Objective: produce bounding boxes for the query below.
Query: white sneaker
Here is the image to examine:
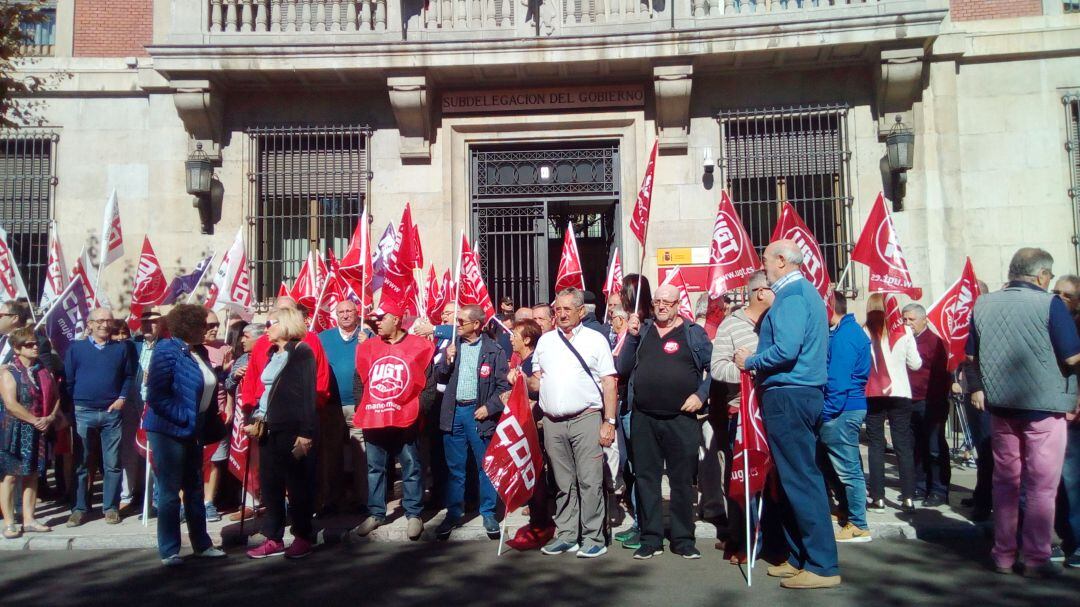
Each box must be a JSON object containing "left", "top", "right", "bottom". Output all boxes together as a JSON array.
[
  {"left": 161, "top": 555, "right": 184, "bottom": 567},
  {"left": 195, "top": 546, "right": 227, "bottom": 558}
]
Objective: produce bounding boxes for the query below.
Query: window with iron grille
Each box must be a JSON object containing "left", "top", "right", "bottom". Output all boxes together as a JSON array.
[
  {"left": 1065, "top": 94, "right": 1080, "bottom": 267},
  {"left": 18, "top": 2, "right": 56, "bottom": 57},
  {"left": 1066, "top": 2, "right": 1080, "bottom": 15},
  {"left": 0, "top": 130, "right": 57, "bottom": 304},
  {"left": 717, "top": 103, "right": 854, "bottom": 294},
  {"left": 244, "top": 125, "right": 371, "bottom": 306}
]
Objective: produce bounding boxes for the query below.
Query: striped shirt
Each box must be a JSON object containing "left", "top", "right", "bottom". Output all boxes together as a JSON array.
[
  {"left": 455, "top": 339, "right": 483, "bottom": 401},
  {"left": 710, "top": 307, "right": 760, "bottom": 409}
]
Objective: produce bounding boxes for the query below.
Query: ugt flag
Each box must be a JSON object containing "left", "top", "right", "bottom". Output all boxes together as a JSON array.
[
  {"left": 927, "top": 257, "right": 978, "bottom": 372},
  {"left": 729, "top": 371, "right": 772, "bottom": 501},
  {"left": 483, "top": 374, "right": 543, "bottom": 512},
  {"left": 707, "top": 191, "right": 759, "bottom": 297},
  {"left": 128, "top": 236, "right": 169, "bottom": 324},
  {"left": 851, "top": 192, "right": 922, "bottom": 300},
  {"left": 554, "top": 222, "right": 585, "bottom": 293},
  {"left": 42, "top": 275, "right": 91, "bottom": 359},
  {"left": 771, "top": 202, "right": 832, "bottom": 304},
  {"left": 602, "top": 248, "right": 623, "bottom": 297},
  {"left": 457, "top": 235, "right": 496, "bottom": 323},
  {"left": 629, "top": 139, "right": 658, "bottom": 246},
  {"left": 659, "top": 266, "right": 695, "bottom": 322}
]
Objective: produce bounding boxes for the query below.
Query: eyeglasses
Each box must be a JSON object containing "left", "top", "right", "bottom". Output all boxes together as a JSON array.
[
  {"left": 652, "top": 299, "right": 678, "bottom": 308},
  {"left": 15, "top": 343, "right": 38, "bottom": 350},
  {"left": 456, "top": 318, "right": 477, "bottom": 325},
  {"left": 264, "top": 319, "right": 279, "bottom": 328},
  {"left": 751, "top": 287, "right": 771, "bottom": 293},
  {"left": 1053, "top": 289, "right": 1077, "bottom": 300},
  {"left": 88, "top": 319, "right": 110, "bottom": 325},
  {"left": 205, "top": 323, "right": 220, "bottom": 329}
]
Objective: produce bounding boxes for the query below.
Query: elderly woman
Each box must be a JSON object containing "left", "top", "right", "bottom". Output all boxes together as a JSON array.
[
  {"left": 0, "top": 327, "right": 62, "bottom": 538},
  {"left": 245, "top": 307, "right": 317, "bottom": 560},
  {"left": 143, "top": 304, "right": 227, "bottom": 565}
]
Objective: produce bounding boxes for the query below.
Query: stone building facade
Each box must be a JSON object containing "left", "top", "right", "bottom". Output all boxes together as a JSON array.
[{"left": 5, "top": 0, "right": 1080, "bottom": 312}]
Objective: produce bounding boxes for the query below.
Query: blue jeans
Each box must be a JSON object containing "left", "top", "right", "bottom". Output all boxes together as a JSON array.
[
  {"left": 619, "top": 410, "right": 638, "bottom": 528},
  {"left": 1057, "top": 422, "right": 1080, "bottom": 553},
  {"left": 73, "top": 406, "right": 123, "bottom": 514},
  {"left": 365, "top": 427, "right": 423, "bottom": 519},
  {"left": 819, "top": 409, "right": 869, "bottom": 529},
  {"left": 443, "top": 403, "right": 498, "bottom": 520},
  {"left": 761, "top": 387, "right": 839, "bottom": 577},
  {"left": 147, "top": 431, "right": 212, "bottom": 559}
]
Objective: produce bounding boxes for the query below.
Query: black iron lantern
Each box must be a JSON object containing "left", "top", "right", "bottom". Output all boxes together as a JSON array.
[
  {"left": 885, "top": 115, "right": 915, "bottom": 172},
  {"left": 185, "top": 142, "right": 213, "bottom": 195}
]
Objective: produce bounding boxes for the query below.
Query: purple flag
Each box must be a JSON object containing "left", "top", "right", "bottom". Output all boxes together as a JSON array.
[
  {"left": 43, "top": 275, "right": 90, "bottom": 359},
  {"left": 161, "top": 254, "right": 214, "bottom": 304},
  {"left": 371, "top": 222, "right": 396, "bottom": 293}
]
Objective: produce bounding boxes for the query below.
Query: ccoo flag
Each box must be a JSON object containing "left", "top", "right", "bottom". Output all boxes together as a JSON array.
[
  {"left": 457, "top": 235, "right": 497, "bottom": 323},
  {"left": 483, "top": 374, "right": 544, "bottom": 512}
]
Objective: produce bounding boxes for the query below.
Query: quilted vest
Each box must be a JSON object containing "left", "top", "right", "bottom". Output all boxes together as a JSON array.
[{"left": 972, "top": 286, "right": 1075, "bottom": 412}]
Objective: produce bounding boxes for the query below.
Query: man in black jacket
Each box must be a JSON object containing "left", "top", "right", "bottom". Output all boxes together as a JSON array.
[
  {"left": 616, "top": 284, "right": 713, "bottom": 560},
  {"left": 434, "top": 304, "right": 511, "bottom": 540}
]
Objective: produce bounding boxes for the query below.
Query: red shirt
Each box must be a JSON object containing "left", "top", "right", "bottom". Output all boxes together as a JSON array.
[
  {"left": 353, "top": 334, "right": 434, "bottom": 430},
  {"left": 239, "top": 332, "right": 331, "bottom": 410},
  {"left": 909, "top": 328, "right": 949, "bottom": 402}
]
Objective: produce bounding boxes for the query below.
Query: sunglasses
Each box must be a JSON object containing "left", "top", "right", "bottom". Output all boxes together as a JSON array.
[
  {"left": 264, "top": 319, "right": 279, "bottom": 328},
  {"left": 206, "top": 323, "right": 220, "bottom": 329},
  {"left": 15, "top": 343, "right": 38, "bottom": 350}
]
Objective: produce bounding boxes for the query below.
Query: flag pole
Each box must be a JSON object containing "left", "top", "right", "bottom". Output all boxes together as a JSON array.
[
  {"left": 239, "top": 444, "right": 251, "bottom": 538},
  {"left": 743, "top": 409, "right": 752, "bottom": 588},
  {"left": 834, "top": 259, "right": 853, "bottom": 293},
  {"left": 141, "top": 445, "right": 152, "bottom": 528},
  {"left": 602, "top": 248, "right": 617, "bottom": 325},
  {"left": 450, "top": 231, "right": 464, "bottom": 344},
  {"left": 308, "top": 267, "right": 331, "bottom": 331},
  {"left": 497, "top": 513, "right": 509, "bottom": 556},
  {"left": 186, "top": 253, "right": 217, "bottom": 304},
  {"left": 632, "top": 231, "right": 649, "bottom": 319}
]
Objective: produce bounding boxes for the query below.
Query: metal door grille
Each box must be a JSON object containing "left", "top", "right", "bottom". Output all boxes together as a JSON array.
[
  {"left": 0, "top": 129, "right": 58, "bottom": 304},
  {"left": 472, "top": 144, "right": 617, "bottom": 199},
  {"left": 1065, "top": 94, "right": 1080, "bottom": 267},
  {"left": 717, "top": 104, "right": 854, "bottom": 294},
  {"left": 244, "top": 124, "right": 371, "bottom": 307},
  {"left": 475, "top": 205, "right": 546, "bottom": 308}
]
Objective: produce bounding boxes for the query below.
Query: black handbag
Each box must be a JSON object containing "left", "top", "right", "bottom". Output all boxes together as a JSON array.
[{"left": 199, "top": 398, "right": 228, "bottom": 446}]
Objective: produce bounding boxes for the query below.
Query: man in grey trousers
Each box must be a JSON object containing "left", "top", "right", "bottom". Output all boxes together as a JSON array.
[{"left": 532, "top": 288, "right": 618, "bottom": 558}]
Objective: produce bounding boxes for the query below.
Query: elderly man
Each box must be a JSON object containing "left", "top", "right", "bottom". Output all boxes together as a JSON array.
[
  {"left": 902, "top": 303, "right": 952, "bottom": 508},
  {"left": 734, "top": 240, "right": 838, "bottom": 589},
  {"left": 319, "top": 299, "right": 370, "bottom": 514},
  {"left": 616, "top": 284, "right": 712, "bottom": 560},
  {"left": 125, "top": 309, "right": 162, "bottom": 515},
  {"left": 532, "top": 303, "right": 554, "bottom": 333},
  {"left": 65, "top": 308, "right": 137, "bottom": 527},
  {"left": 434, "top": 304, "right": 510, "bottom": 540},
  {"left": 514, "top": 307, "right": 534, "bottom": 321},
  {"left": 968, "top": 249, "right": 1080, "bottom": 578},
  {"left": 709, "top": 270, "right": 774, "bottom": 557},
  {"left": 532, "top": 287, "right": 618, "bottom": 558}
]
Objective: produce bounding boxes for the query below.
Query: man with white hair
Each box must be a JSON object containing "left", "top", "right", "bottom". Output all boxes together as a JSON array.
[
  {"left": 734, "top": 239, "right": 838, "bottom": 589},
  {"left": 617, "top": 283, "right": 713, "bottom": 560},
  {"left": 902, "top": 302, "right": 951, "bottom": 508}
]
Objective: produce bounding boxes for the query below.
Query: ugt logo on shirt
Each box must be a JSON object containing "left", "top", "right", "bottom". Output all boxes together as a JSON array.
[
  {"left": 663, "top": 341, "right": 680, "bottom": 354},
  {"left": 370, "top": 356, "right": 411, "bottom": 400}
]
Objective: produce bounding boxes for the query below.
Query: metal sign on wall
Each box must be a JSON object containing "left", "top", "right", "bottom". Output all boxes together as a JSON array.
[{"left": 442, "top": 84, "right": 645, "bottom": 114}]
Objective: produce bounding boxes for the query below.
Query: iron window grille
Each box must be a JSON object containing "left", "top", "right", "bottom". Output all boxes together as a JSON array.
[
  {"left": 1065, "top": 94, "right": 1080, "bottom": 267},
  {"left": 717, "top": 103, "right": 855, "bottom": 295},
  {"left": 244, "top": 124, "right": 371, "bottom": 308},
  {"left": 471, "top": 144, "right": 617, "bottom": 199},
  {"left": 0, "top": 129, "right": 58, "bottom": 305}
]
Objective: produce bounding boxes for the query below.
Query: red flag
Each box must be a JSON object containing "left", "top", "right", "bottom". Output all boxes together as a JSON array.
[
  {"left": 771, "top": 202, "right": 832, "bottom": 302},
  {"left": 602, "top": 248, "right": 623, "bottom": 297},
  {"left": 290, "top": 250, "right": 328, "bottom": 311},
  {"left": 227, "top": 403, "right": 260, "bottom": 497},
  {"left": 425, "top": 265, "right": 449, "bottom": 324},
  {"left": 927, "top": 257, "right": 978, "bottom": 372},
  {"left": 70, "top": 248, "right": 104, "bottom": 308},
  {"left": 135, "top": 403, "right": 150, "bottom": 462},
  {"left": 457, "top": 235, "right": 497, "bottom": 323},
  {"left": 128, "top": 236, "right": 169, "bottom": 328},
  {"left": 707, "top": 191, "right": 760, "bottom": 297},
  {"left": 851, "top": 192, "right": 922, "bottom": 300},
  {"left": 309, "top": 250, "right": 347, "bottom": 332},
  {"left": 554, "top": 222, "right": 585, "bottom": 293},
  {"left": 884, "top": 294, "right": 906, "bottom": 349},
  {"left": 629, "top": 139, "right": 658, "bottom": 246},
  {"left": 277, "top": 281, "right": 289, "bottom": 298},
  {"left": 660, "top": 266, "right": 695, "bottom": 322},
  {"left": 729, "top": 372, "right": 772, "bottom": 501},
  {"left": 380, "top": 204, "right": 422, "bottom": 316},
  {"left": 483, "top": 375, "right": 544, "bottom": 512},
  {"left": 340, "top": 207, "right": 375, "bottom": 312},
  {"left": 0, "top": 227, "right": 29, "bottom": 303},
  {"left": 703, "top": 295, "right": 726, "bottom": 340}
]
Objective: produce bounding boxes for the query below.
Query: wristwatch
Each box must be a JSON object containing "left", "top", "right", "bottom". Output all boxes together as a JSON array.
[{"left": 604, "top": 417, "right": 617, "bottom": 425}]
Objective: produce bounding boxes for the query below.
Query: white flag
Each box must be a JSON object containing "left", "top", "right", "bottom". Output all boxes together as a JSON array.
[
  {"left": 0, "top": 226, "right": 29, "bottom": 303},
  {"left": 99, "top": 189, "right": 124, "bottom": 269},
  {"left": 206, "top": 228, "right": 252, "bottom": 313},
  {"left": 40, "top": 222, "right": 68, "bottom": 310}
]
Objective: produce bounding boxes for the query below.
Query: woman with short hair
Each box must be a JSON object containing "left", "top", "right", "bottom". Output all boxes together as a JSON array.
[{"left": 143, "top": 304, "right": 227, "bottom": 565}]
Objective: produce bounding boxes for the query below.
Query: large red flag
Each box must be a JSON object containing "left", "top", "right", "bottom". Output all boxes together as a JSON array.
[
  {"left": 851, "top": 192, "right": 922, "bottom": 300},
  {"left": 70, "top": 248, "right": 105, "bottom": 308},
  {"left": 602, "top": 248, "right": 623, "bottom": 297},
  {"left": 660, "top": 266, "right": 695, "bottom": 322},
  {"left": 340, "top": 207, "right": 375, "bottom": 312},
  {"left": 457, "top": 235, "right": 497, "bottom": 323},
  {"left": 380, "top": 204, "right": 422, "bottom": 316},
  {"left": 227, "top": 402, "right": 260, "bottom": 497},
  {"left": 629, "top": 139, "right": 658, "bottom": 246},
  {"left": 290, "top": 250, "right": 328, "bottom": 311},
  {"left": 729, "top": 372, "right": 772, "bottom": 500},
  {"left": 128, "top": 236, "right": 169, "bottom": 328},
  {"left": 309, "top": 250, "right": 347, "bottom": 332},
  {"left": 425, "top": 265, "right": 449, "bottom": 324},
  {"left": 554, "top": 222, "right": 585, "bottom": 293},
  {"left": 884, "top": 294, "right": 906, "bottom": 348},
  {"left": 927, "top": 257, "right": 978, "bottom": 372},
  {"left": 483, "top": 375, "right": 544, "bottom": 512},
  {"left": 707, "top": 191, "right": 760, "bottom": 297},
  {"left": 771, "top": 202, "right": 832, "bottom": 302}
]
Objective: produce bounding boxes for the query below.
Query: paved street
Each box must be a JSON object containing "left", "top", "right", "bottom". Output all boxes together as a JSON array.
[{"left": 1, "top": 537, "right": 1078, "bottom": 607}]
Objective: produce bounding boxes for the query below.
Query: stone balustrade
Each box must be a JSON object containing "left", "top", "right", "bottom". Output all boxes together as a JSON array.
[{"left": 207, "top": 0, "right": 389, "bottom": 33}]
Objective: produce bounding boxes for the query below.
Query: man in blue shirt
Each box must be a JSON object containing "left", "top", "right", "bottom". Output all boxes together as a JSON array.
[
  {"left": 64, "top": 308, "right": 136, "bottom": 527},
  {"left": 821, "top": 292, "right": 871, "bottom": 543},
  {"left": 735, "top": 239, "right": 838, "bottom": 589}
]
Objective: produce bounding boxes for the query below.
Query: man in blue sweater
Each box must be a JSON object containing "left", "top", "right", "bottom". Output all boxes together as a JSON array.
[
  {"left": 64, "top": 308, "right": 136, "bottom": 527},
  {"left": 821, "top": 292, "right": 871, "bottom": 543},
  {"left": 735, "top": 239, "right": 839, "bottom": 589}
]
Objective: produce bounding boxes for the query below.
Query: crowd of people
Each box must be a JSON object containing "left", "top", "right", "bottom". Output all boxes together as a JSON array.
[{"left": 2, "top": 242, "right": 1080, "bottom": 588}]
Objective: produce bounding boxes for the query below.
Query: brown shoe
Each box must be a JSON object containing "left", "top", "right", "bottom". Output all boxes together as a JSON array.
[
  {"left": 104, "top": 510, "right": 121, "bottom": 525},
  {"left": 780, "top": 571, "right": 842, "bottom": 589},
  {"left": 66, "top": 511, "right": 85, "bottom": 528},
  {"left": 767, "top": 561, "right": 802, "bottom": 578}
]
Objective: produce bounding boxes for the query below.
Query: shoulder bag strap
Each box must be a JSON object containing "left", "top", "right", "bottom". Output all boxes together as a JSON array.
[{"left": 556, "top": 330, "right": 604, "bottom": 402}]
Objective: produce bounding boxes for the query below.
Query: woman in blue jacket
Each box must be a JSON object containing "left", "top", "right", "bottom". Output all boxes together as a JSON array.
[{"left": 143, "top": 304, "right": 227, "bottom": 566}]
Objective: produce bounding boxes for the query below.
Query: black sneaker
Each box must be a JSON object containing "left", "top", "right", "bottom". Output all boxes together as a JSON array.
[
  {"left": 633, "top": 545, "right": 663, "bottom": 560},
  {"left": 1065, "top": 551, "right": 1080, "bottom": 568},
  {"left": 1050, "top": 545, "right": 1066, "bottom": 563},
  {"left": 922, "top": 494, "right": 947, "bottom": 508},
  {"left": 435, "top": 516, "right": 462, "bottom": 541},
  {"left": 672, "top": 544, "right": 702, "bottom": 560}
]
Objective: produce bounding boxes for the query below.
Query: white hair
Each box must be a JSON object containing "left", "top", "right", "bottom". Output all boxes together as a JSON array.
[{"left": 773, "top": 241, "right": 804, "bottom": 266}]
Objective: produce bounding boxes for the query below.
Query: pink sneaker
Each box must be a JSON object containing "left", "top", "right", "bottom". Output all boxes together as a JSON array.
[
  {"left": 284, "top": 537, "right": 313, "bottom": 559},
  {"left": 246, "top": 539, "right": 285, "bottom": 559}
]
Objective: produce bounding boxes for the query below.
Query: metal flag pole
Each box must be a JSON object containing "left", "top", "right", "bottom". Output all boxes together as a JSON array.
[
  {"left": 743, "top": 413, "right": 753, "bottom": 588},
  {"left": 450, "top": 231, "right": 464, "bottom": 344},
  {"left": 141, "top": 444, "right": 152, "bottom": 527},
  {"left": 497, "top": 515, "right": 509, "bottom": 556},
  {"left": 239, "top": 446, "right": 251, "bottom": 538}
]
